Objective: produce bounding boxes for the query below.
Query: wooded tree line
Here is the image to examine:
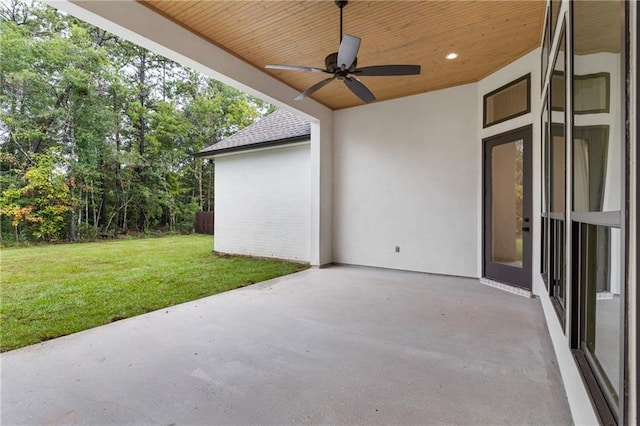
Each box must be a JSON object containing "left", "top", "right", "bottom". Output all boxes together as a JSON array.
[{"left": 0, "top": 0, "right": 272, "bottom": 243}]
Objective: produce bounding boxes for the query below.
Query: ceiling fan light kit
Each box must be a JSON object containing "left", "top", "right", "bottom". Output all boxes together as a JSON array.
[{"left": 265, "top": 0, "right": 421, "bottom": 104}]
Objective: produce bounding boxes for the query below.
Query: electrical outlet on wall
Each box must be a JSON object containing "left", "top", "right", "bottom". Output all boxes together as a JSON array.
[{"left": 395, "top": 246, "right": 400, "bottom": 253}]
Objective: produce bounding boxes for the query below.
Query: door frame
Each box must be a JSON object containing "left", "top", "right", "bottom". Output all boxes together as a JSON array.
[{"left": 482, "top": 124, "right": 533, "bottom": 290}]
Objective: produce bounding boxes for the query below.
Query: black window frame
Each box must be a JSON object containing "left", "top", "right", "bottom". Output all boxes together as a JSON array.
[
  {"left": 541, "top": 95, "right": 550, "bottom": 288},
  {"left": 636, "top": 3, "right": 640, "bottom": 422},
  {"left": 548, "top": 21, "right": 567, "bottom": 327},
  {"left": 483, "top": 74, "right": 531, "bottom": 128},
  {"left": 568, "top": 1, "right": 629, "bottom": 424},
  {"left": 541, "top": 2, "right": 551, "bottom": 87}
]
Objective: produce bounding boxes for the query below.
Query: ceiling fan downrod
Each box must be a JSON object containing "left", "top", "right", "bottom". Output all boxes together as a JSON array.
[{"left": 335, "top": 0, "right": 348, "bottom": 43}]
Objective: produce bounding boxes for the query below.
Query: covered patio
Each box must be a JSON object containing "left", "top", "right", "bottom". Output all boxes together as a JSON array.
[{"left": 1, "top": 266, "right": 571, "bottom": 425}]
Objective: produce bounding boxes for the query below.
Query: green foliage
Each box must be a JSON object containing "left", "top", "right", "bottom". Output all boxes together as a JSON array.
[
  {"left": 0, "top": 0, "right": 271, "bottom": 242},
  {"left": 0, "top": 150, "right": 75, "bottom": 241},
  {"left": 0, "top": 235, "right": 308, "bottom": 351}
]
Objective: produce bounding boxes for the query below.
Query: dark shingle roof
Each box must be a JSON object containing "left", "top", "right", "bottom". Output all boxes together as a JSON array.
[{"left": 196, "top": 109, "right": 310, "bottom": 157}]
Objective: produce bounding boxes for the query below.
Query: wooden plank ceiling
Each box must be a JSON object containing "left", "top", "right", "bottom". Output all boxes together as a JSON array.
[{"left": 142, "top": 0, "right": 545, "bottom": 110}]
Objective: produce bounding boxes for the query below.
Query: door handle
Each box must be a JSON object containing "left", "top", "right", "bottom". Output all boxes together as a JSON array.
[{"left": 522, "top": 226, "right": 530, "bottom": 232}]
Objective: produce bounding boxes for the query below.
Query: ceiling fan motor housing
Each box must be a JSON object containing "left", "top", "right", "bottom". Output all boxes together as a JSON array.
[{"left": 325, "top": 52, "right": 357, "bottom": 74}]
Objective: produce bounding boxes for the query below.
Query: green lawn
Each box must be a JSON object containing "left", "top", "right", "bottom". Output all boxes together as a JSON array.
[{"left": 0, "top": 235, "right": 308, "bottom": 352}]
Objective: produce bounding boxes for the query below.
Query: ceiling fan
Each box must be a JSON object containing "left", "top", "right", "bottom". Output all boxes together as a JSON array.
[{"left": 265, "top": 0, "right": 421, "bottom": 104}]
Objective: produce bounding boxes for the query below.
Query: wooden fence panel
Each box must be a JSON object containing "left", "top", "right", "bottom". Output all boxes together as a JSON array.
[{"left": 195, "top": 211, "right": 214, "bottom": 235}]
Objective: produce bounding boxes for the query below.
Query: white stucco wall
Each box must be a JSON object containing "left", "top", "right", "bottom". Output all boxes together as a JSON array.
[
  {"left": 214, "top": 143, "right": 310, "bottom": 262},
  {"left": 333, "top": 84, "right": 479, "bottom": 277}
]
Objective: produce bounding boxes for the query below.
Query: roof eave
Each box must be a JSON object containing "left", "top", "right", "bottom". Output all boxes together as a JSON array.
[{"left": 194, "top": 135, "right": 311, "bottom": 158}]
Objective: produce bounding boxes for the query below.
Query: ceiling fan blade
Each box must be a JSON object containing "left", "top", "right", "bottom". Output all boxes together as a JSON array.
[
  {"left": 295, "top": 77, "right": 336, "bottom": 101},
  {"left": 344, "top": 77, "right": 376, "bottom": 104},
  {"left": 353, "top": 65, "right": 421, "bottom": 76},
  {"left": 266, "top": 64, "right": 328, "bottom": 73},
  {"left": 337, "top": 34, "right": 361, "bottom": 70}
]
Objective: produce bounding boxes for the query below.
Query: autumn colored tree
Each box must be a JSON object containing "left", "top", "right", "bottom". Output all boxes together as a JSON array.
[{"left": 0, "top": 150, "right": 75, "bottom": 241}]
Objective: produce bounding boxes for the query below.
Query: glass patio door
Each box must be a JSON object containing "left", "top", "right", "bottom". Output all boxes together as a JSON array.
[{"left": 483, "top": 126, "right": 532, "bottom": 290}]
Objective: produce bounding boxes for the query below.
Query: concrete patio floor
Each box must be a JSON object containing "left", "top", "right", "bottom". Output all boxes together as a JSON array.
[{"left": 1, "top": 265, "right": 572, "bottom": 425}]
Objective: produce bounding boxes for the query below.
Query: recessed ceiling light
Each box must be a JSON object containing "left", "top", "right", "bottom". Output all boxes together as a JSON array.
[{"left": 445, "top": 52, "right": 459, "bottom": 60}]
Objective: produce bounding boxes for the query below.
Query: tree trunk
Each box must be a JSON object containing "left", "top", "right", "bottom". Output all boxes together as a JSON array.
[
  {"left": 70, "top": 189, "right": 77, "bottom": 242},
  {"left": 98, "top": 156, "right": 107, "bottom": 229},
  {"left": 136, "top": 50, "right": 147, "bottom": 231},
  {"left": 112, "top": 87, "right": 122, "bottom": 235},
  {"left": 196, "top": 158, "right": 204, "bottom": 211}
]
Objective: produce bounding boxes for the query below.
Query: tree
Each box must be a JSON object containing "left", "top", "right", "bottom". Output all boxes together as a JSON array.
[
  {"left": 0, "top": 0, "right": 271, "bottom": 243},
  {"left": 0, "top": 150, "right": 75, "bottom": 241}
]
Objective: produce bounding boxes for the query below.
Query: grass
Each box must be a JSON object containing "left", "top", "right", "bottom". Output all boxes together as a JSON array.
[{"left": 0, "top": 235, "right": 308, "bottom": 352}]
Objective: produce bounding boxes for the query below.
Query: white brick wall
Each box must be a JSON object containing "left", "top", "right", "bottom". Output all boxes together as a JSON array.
[{"left": 213, "top": 143, "right": 310, "bottom": 262}]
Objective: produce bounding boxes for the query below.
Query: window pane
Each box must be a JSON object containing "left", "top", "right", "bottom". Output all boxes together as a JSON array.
[
  {"left": 575, "top": 73, "right": 610, "bottom": 113},
  {"left": 540, "top": 99, "right": 549, "bottom": 281},
  {"left": 547, "top": 26, "right": 566, "bottom": 314},
  {"left": 572, "top": 1, "right": 625, "bottom": 419},
  {"left": 541, "top": 4, "right": 550, "bottom": 84},
  {"left": 551, "top": 72, "right": 566, "bottom": 111},
  {"left": 582, "top": 225, "right": 621, "bottom": 405},
  {"left": 551, "top": 133, "right": 566, "bottom": 212},
  {"left": 573, "top": 126, "right": 610, "bottom": 211},
  {"left": 573, "top": 0, "right": 623, "bottom": 213},
  {"left": 551, "top": 219, "right": 565, "bottom": 305},
  {"left": 550, "top": 27, "right": 565, "bottom": 214},
  {"left": 550, "top": 0, "right": 561, "bottom": 39},
  {"left": 491, "top": 140, "right": 524, "bottom": 267},
  {"left": 484, "top": 76, "right": 530, "bottom": 127}
]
